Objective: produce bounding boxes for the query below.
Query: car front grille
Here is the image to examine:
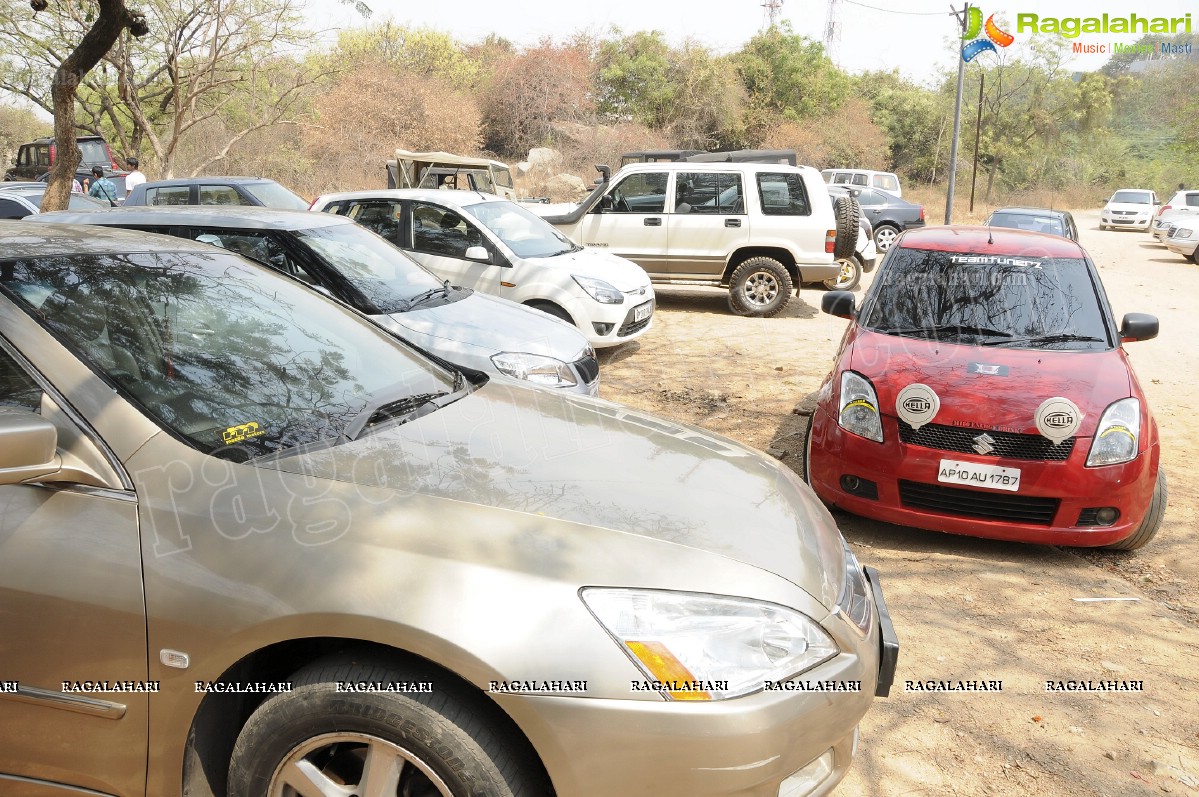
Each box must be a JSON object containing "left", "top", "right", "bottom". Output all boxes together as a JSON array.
[
  {"left": 898, "top": 421, "right": 1074, "bottom": 461},
  {"left": 898, "top": 480, "right": 1060, "bottom": 526},
  {"left": 617, "top": 301, "right": 653, "bottom": 337},
  {"left": 572, "top": 354, "right": 599, "bottom": 385}
]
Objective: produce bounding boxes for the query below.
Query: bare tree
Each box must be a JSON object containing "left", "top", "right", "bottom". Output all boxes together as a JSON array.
[{"left": 12, "top": 0, "right": 149, "bottom": 211}]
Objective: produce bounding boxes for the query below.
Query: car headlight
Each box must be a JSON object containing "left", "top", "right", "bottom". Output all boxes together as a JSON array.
[
  {"left": 1086, "top": 397, "right": 1141, "bottom": 467},
  {"left": 839, "top": 371, "right": 883, "bottom": 442},
  {"left": 837, "top": 541, "right": 873, "bottom": 636},
  {"left": 491, "top": 352, "right": 578, "bottom": 388},
  {"left": 581, "top": 588, "right": 838, "bottom": 700},
  {"left": 1176, "top": 228, "right": 1193, "bottom": 239},
  {"left": 572, "top": 275, "right": 625, "bottom": 304}
]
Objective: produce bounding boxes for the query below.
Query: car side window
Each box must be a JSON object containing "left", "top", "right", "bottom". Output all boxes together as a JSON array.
[
  {"left": 855, "top": 190, "right": 884, "bottom": 206},
  {"left": 606, "top": 172, "right": 668, "bottom": 214},
  {"left": 190, "top": 231, "right": 319, "bottom": 285},
  {"left": 147, "top": 186, "right": 191, "bottom": 206},
  {"left": 674, "top": 172, "right": 744, "bottom": 214},
  {"left": 34, "top": 145, "right": 50, "bottom": 167},
  {"left": 850, "top": 173, "right": 869, "bottom": 186},
  {"left": 0, "top": 197, "right": 30, "bottom": 220},
  {"left": 757, "top": 173, "right": 810, "bottom": 216},
  {"left": 0, "top": 346, "right": 43, "bottom": 412},
  {"left": 1187, "top": 194, "right": 1199, "bottom": 208},
  {"left": 410, "top": 202, "right": 483, "bottom": 258},
  {"left": 17, "top": 147, "right": 30, "bottom": 166},
  {"left": 199, "top": 185, "right": 248, "bottom": 206},
  {"left": 347, "top": 200, "right": 403, "bottom": 244}
]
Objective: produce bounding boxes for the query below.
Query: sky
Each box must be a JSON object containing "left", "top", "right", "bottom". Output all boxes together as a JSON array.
[{"left": 301, "top": 0, "right": 1199, "bottom": 84}]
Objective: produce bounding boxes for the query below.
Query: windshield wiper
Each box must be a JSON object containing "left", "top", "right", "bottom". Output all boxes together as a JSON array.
[
  {"left": 980, "top": 333, "right": 1105, "bottom": 347},
  {"left": 405, "top": 280, "right": 452, "bottom": 309},
  {"left": 879, "top": 324, "right": 1012, "bottom": 339},
  {"left": 342, "top": 389, "right": 461, "bottom": 441}
]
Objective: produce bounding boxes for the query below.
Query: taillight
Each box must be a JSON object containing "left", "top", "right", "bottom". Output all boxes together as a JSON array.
[
  {"left": 105, "top": 142, "right": 119, "bottom": 170},
  {"left": 48, "top": 142, "right": 56, "bottom": 163},
  {"left": 919, "top": 207, "right": 925, "bottom": 221},
  {"left": 825, "top": 229, "right": 836, "bottom": 253}
]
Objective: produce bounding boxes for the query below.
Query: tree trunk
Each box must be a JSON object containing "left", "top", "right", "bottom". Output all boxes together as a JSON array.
[{"left": 39, "top": 0, "right": 147, "bottom": 212}]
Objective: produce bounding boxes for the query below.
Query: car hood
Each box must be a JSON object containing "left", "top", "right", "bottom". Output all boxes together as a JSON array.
[
  {"left": 377, "top": 292, "right": 588, "bottom": 362},
  {"left": 523, "top": 249, "right": 652, "bottom": 293},
  {"left": 843, "top": 330, "right": 1133, "bottom": 436},
  {"left": 1105, "top": 202, "right": 1153, "bottom": 213},
  {"left": 266, "top": 385, "right": 844, "bottom": 609}
]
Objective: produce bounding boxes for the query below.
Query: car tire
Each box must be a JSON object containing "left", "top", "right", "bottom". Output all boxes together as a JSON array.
[
  {"left": 822, "top": 254, "right": 862, "bottom": 291},
  {"left": 1190, "top": 250, "right": 1199, "bottom": 265},
  {"left": 873, "top": 224, "right": 900, "bottom": 252},
  {"left": 727, "top": 257, "right": 793, "bottom": 317},
  {"left": 1103, "top": 469, "right": 1167, "bottom": 551},
  {"left": 832, "top": 196, "right": 860, "bottom": 260},
  {"left": 227, "top": 656, "right": 547, "bottom": 797}
]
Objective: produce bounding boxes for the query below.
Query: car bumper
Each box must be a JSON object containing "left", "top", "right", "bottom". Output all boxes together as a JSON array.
[
  {"left": 565, "top": 292, "right": 655, "bottom": 349},
  {"left": 493, "top": 591, "right": 898, "bottom": 797},
  {"left": 807, "top": 409, "right": 1157, "bottom": 546},
  {"left": 1102, "top": 214, "right": 1152, "bottom": 229},
  {"left": 1165, "top": 238, "right": 1198, "bottom": 258}
]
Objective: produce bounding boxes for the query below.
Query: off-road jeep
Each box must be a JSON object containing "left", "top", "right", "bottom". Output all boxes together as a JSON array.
[{"left": 538, "top": 161, "right": 858, "bottom": 317}]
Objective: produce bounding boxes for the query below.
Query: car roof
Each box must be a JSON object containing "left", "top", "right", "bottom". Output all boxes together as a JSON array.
[
  {"left": 989, "top": 207, "right": 1069, "bottom": 217},
  {"left": 315, "top": 188, "right": 505, "bottom": 209},
  {"left": 30, "top": 206, "right": 353, "bottom": 231},
  {"left": 0, "top": 220, "right": 240, "bottom": 259},
  {"left": 618, "top": 161, "right": 814, "bottom": 174},
  {"left": 898, "top": 225, "right": 1085, "bottom": 258},
  {"left": 137, "top": 176, "right": 273, "bottom": 187}
]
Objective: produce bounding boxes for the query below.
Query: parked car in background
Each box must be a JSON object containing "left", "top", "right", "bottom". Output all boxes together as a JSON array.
[
  {"left": 527, "top": 161, "right": 857, "bottom": 318},
  {"left": 124, "top": 176, "right": 308, "bottom": 210},
  {"left": 1100, "top": 188, "right": 1158, "bottom": 230},
  {"left": 311, "top": 189, "right": 657, "bottom": 348},
  {"left": 0, "top": 184, "right": 108, "bottom": 218},
  {"left": 822, "top": 169, "right": 903, "bottom": 197},
  {"left": 984, "top": 207, "right": 1079, "bottom": 241},
  {"left": 828, "top": 184, "right": 925, "bottom": 252},
  {"left": 1150, "top": 189, "right": 1199, "bottom": 241},
  {"left": 386, "top": 149, "right": 517, "bottom": 201},
  {"left": 34, "top": 207, "right": 601, "bottom": 394},
  {"left": 1164, "top": 219, "right": 1199, "bottom": 263},
  {"left": 3, "top": 135, "right": 120, "bottom": 182},
  {"left": 0, "top": 221, "right": 897, "bottom": 797},
  {"left": 1150, "top": 208, "right": 1193, "bottom": 243},
  {"left": 808, "top": 226, "right": 1165, "bottom": 550},
  {"left": 36, "top": 169, "right": 128, "bottom": 201}
]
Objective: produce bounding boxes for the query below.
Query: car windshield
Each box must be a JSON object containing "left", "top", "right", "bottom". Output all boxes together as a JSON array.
[
  {"left": 1111, "top": 191, "right": 1152, "bottom": 204},
  {"left": 463, "top": 200, "right": 577, "bottom": 258},
  {"left": 293, "top": 223, "right": 446, "bottom": 314},
  {"left": 987, "top": 212, "right": 1065, "bottom": 237},
  {"left": 0, "top": 249, "right": 457, "bottom": 459},
  {"left": 243, "top": 181, "right": 310, "bottom": 211},
  {"left": 859, "top": 247, "right": 1112, "bottom": 350}
]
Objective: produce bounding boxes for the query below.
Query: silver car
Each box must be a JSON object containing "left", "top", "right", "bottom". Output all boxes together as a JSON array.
[
  {"left": 34, "top": 207, "right": 600, "bottom": 395},
  {"left": 0, "top": 222, "right": 896, "bottom": 797}
]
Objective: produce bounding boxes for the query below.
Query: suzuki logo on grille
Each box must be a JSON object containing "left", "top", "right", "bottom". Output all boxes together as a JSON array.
[{"left": 972, "top": 433, "right": 996, "bottom": 455}]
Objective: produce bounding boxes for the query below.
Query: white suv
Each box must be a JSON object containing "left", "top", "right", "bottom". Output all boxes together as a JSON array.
[
  {"left": 536, "top": 162, "right": 857, "bottom": 318},
  {"left": 311, "top": 189, "right": 655, "bottom": 348}
]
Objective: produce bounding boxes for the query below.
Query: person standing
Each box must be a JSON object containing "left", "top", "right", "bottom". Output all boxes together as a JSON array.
[
  {"left": 125, "top": 156, "right": 146, "bottom": 197},
  {"left": 88, "top": 167, "right": 118, "bottom": 204}
]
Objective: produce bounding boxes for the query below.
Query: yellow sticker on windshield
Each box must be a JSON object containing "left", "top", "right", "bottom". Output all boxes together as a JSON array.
[{"left": 222, "top": 422, "right": 265, "bottom": 445}]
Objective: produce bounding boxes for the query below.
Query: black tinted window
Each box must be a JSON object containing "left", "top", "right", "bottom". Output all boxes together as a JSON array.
[
  {"left": 860, "top": 248, "right": 1111, "bottom": 350},
  {"left": 757, "top": 173, "right": 810, "bottom": 216},
  {"left": 0, "top": 198, "right": 30, "bottom": 220},
  {"left": 0, "top": 347, "right": 43, "bottom": 412}
]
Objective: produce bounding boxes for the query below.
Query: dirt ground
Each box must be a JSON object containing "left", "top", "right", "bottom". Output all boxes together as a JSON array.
[{"left": 597, "top": 209, "right": 1199, "bottom": 797}]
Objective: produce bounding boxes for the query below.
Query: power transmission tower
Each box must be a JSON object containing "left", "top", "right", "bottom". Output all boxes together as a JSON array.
[
  {"left": 824, "top": 0, "right": 841, "bottom": 55},
  {"left": 761, "top": 0, "right": 784, "bottom": 28}
]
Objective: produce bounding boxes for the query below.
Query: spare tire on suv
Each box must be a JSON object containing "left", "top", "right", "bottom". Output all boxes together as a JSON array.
[{"left": 833, "top": 195, "right": 861, "bottom": 260}]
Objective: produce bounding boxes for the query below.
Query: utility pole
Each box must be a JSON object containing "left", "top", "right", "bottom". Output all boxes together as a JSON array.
[
  {"left": 969, "top": 72, "right": 984, "bottom": 213},
  {"left": 946, "top": 3, "right": 969, "bottom": 224}
]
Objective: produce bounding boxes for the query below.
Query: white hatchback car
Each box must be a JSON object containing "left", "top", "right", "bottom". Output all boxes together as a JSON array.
[
  {"left": 311, "top": 190, "right": 655, "bottom": 348},
  {"left": 1100, "top": 188, "right": 1158, "bottom": 231}
]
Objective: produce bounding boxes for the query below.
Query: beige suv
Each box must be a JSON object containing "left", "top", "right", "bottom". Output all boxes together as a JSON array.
[
  {"left": 540, "top": 162, "right": 859, "bottom": 317},
  {"left": 0, "top": 223, "right": 895, "bottom": 797}
]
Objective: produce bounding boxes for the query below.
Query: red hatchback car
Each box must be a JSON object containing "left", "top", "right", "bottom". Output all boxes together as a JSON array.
[{"left": 806, "top": 226, "right": 1166, "bottom": 549}]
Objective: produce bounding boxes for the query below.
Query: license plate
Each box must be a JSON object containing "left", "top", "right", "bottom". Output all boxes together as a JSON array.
[
  {"left": 634, "top": 301, "right": 652, "bottom": 322},
  {"left": 937, "top": 459, "right": 1021, "bottom": 492}
]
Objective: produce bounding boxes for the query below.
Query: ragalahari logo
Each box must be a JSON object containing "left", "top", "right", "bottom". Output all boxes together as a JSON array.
[{"left": 961, "top": 7, "right": 1015, "bottom": 62}]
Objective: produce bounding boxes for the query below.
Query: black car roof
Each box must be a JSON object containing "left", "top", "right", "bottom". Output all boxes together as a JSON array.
[
  {"left": 30, "top": 206, "right": 351, "bottom": 232},
  {"left": 0, "top": 220, "right": 240, "bottom": 259}
]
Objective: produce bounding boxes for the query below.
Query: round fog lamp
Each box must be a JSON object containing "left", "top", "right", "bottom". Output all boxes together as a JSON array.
[{"left": 1095, "top": 507, "right": 1119, "bottom": 526}]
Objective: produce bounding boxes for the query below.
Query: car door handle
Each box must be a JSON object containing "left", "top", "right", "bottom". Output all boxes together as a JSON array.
[
  {"left": 644, "top": 217, "right": 662, "bottom": 227},
  {"left": 725, "top": 219, "right": 741, "bottom": 227}
]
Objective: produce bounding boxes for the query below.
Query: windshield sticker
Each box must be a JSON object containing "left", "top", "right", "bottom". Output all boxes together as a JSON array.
[
  {"left": 1034, "top": 398, "right": 1082, "bottom": 445},
  {"left": 895, "top": 384, "right": 940, "bottom": 430},
  {"left": 968, "top": 363, "right": 1010, "bottom": 376},
  {"left": 949, "top": 255, "right": 1042, "bottom": 267},
  {"left": 222, "top": 422, "right": 266, "bottom": 445}
]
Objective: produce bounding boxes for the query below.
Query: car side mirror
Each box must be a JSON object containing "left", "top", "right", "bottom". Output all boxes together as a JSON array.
[
  {"left": 1120, "top": 312, "right": 1158, "bottom": 343},
  {"left": 0, "top": 410, "right": 61, "bottom": 485},
  {"left": 821, "top": 291, "right": 856, "bottom": 319},
  {"left": 464, "top": 245, "right": 490, "bottom": 263}
]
